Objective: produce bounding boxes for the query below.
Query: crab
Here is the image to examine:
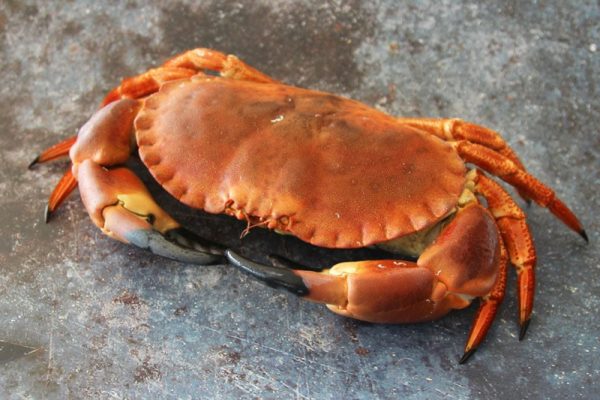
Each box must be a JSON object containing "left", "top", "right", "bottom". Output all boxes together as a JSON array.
[{"left": 30, "top": 48, "right": 586, "bottom": 363}]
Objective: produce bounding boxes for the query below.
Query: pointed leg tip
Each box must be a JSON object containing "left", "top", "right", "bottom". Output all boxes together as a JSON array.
[
  {"left": 44, "top": 204, "right": 52, "bottom": 223},
  {"left": 579, "top": 229, "right": 589, "bottom": 243},
  {"left": 459, "top": 348, "right": 477, "bottom": 364},
  {"left": 28, "top": 156, "right": 40, "bottom": 170},
  {"left": 519, "top": 319, "right": 531, "bottom": 341}
]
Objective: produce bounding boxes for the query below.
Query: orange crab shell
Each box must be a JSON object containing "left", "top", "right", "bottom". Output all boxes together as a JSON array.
[{"left": 134, "top": 76, "right": 466, "bottom": 248}]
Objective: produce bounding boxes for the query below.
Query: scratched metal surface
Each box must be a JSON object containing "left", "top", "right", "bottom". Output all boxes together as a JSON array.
[{"left": 1, "top": 1, "right": 599, "bottom": 399}]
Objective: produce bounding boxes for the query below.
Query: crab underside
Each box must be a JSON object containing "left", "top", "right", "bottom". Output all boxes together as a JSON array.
[{"left": 30, "top": 48, "right": 586, "bottom": 363}]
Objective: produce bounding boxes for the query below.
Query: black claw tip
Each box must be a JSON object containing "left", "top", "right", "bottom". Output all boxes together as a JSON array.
[
  {"left": 519, "top": 319, "right": 531, "bottom": 341},
  {"left": 44, "top": 204, "right": 51, "bottom": 223},
  {"left": 225, "top": 250, "right": 309, "bottom": 296},
  {"left": 459, "top": 348, "right": 477, "bottom": 364},
  {"left": 28, "top": 156, "right": 40, "bottom": 170},
  {"left": 525, "top": 198, "right": 532, "bottom": 207},
  {"left": 579, "top": 229, "right": 589, "bottom": 243}
]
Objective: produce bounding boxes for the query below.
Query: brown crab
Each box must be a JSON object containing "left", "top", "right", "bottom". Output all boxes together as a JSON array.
[{"left": 31, "top": 48, "right": 586, "bottom": 363}]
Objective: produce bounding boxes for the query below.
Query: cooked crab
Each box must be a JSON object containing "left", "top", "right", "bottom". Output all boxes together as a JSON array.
[{"left": 30, "top": 48, "right": 586, "bottom": 363}]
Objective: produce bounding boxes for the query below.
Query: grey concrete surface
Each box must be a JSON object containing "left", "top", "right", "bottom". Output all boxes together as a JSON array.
[{"left": 1, "top": 1, "right": 599, "bottom": 399}]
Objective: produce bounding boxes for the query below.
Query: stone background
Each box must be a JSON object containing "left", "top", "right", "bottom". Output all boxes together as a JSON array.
[{"left": 1, "top": 1, "right": 598, "bottom": 399}]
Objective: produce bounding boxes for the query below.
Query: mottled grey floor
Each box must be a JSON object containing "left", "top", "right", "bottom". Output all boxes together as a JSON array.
[{"left": 1, "top": 1, "right": 599, "bottom": 399}]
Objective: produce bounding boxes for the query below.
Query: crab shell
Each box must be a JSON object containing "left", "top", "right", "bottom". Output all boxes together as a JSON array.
[{"left": 136, "top": 76, "right": 466, "bottom": 248}]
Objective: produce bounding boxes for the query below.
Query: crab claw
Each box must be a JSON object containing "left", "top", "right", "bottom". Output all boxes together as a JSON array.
[
  {"left": 225, "top": 250, "right": 309, "bottom": 295},
  {"left": 77, "top": 159, "right": 223, "bottom": 265},
  {"left": 227, "top": 204, "right": 509, "bottom": 363},
  {"left": 29, "top": 135, "right": 77, "bottom": 169},
  {"left": 105, "top": 206, "right": 224, "bottom": 264}
]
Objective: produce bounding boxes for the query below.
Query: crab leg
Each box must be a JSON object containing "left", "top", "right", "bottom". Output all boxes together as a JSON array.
[
  {"left": 28, "top": 135, "right": 77, "bottom": 169},
  {"left": 455, "top": 141, "right": 587, "bottom": 241},
  {"left": 399, "top": 118, "right": 530, "bottom": 202},
  {"left": 227, "top": 204, "right": 505, "bottom": 363},
  {"left": 30, "top": 136, "right": 79, "bottom": 221},
  {"left": 473, "top": 170, "right": 537, "bottom": 338},
  {"left": 101, "top": 67, "right": 198, "bottom": 106},
  {"left": 44, "top": 167, "right": 77, "bottom": 222},
  {"left": 102, "top": 48, "right": 278, "bottom": 107},
  {"left": 163, "top": 48, "right": 278, "bottom": 84},
  {"left": 460, "top": 238, "right": 508, "bottom": 363},
  {"left": 398, "top": 118, "right": 528, "bottom": 173},
  {"left": 30, "top": 135, "right": 83, "bottom": 217}
]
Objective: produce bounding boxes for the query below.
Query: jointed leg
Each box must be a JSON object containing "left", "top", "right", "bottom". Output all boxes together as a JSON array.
[
  {"left": 44, "top": 167, "right": 77, "bottom": 222},
  {"left": 460, "top": 238, "right": 508, "bottom": 363},
  {"left": 473, "top": 170, "right": 537, "bottom": 338},
  {"left": 398, "top": 117, "right": 530, "bottom": 202},
  {"left": 37, "top": 98, "right": 142, "bottom": 221},
  {"left": 162, "top": 48, "right": 278, "bottom": 84},
  {"left": 102, "top": 48, "right": 278, "bottom": 106},
  {"left": 397, "top": 118, "right": 527, "bottom": 172},
  {"left": 32, "top": 69, "right": 197, "bottom": 206},
  {"left": 101, "top": 67, "right": 198, "bottom": 106},
  {"left": 29, "top": 135, "right": 80, "bottom": 215},
  {"left": 456, "top": 141, "right": 586, "bottom": 241},
  {"left": 403, "top": 118, "right": 586, "bottom": 241},
  {"left": 27, "top": 134, "right": 78, "bottom": 221},
  {"left": 28, "top": 135, "right": 77, "bottom": 169}
]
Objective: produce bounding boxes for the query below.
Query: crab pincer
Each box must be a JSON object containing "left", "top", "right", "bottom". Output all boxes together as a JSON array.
[
  {"left": 77, "top": 159, "right": 223, "bottom": 264},
  {"left": 36, "top": 96, "right": 224, "bottom": 264},
  {"left": 227, "top": 203, "right": 508, "bottom": 363}
]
